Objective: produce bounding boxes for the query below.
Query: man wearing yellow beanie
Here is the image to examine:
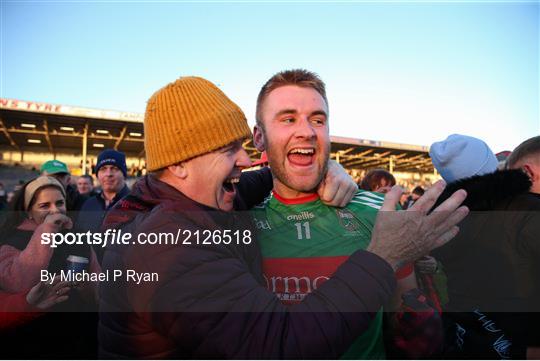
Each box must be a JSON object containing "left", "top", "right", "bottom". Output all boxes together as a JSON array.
[
  {"left": 98, "top": 76, "right": 464, "bottom": 359},
  {"left": 142, "top": 76, "right": 355, "bottom": 211}
]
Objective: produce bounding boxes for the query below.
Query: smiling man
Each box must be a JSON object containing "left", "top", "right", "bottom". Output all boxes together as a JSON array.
[
  {"left": 256, "top": 83, "right": 331, "bottom": 196},
  {"left": 77, "top": 149, "right": 130, "bottom": 262},
  {"left": 252, "top": 69, "right": 438, "bottom": 358},
  {"left": 155, "top": 138, "right": 249, "bottom": 211},
  {"left": 77, "top": 174, "right": 96, "bottom": 197}
]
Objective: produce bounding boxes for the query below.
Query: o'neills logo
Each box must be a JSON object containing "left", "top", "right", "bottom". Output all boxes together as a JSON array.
[
  {"left": 287, "top": 211, "right": 315, "bottom": 221},
  {"left": 263, "top": 274, "right": 330, "bottom": 302}
]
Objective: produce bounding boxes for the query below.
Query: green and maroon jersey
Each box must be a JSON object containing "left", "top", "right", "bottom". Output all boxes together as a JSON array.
[{"left": 251, "top": 189, "right": 386, "bottom": 359}]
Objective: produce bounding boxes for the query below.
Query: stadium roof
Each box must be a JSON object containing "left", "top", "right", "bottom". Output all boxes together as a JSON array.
[
  {"left": 243, "top": 136, "right": 433, "bottom": 173},
  {"left": 0, "top": 98, "right": 144, "bottom": 158},
  {"left": 1, "top": 98, "right": 435, "bottom": 173}
]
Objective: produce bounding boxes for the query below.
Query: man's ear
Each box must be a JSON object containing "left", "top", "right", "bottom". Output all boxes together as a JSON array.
[
  {"left": 253, "top": 125, "right": 266, "bottom": 152},
  {"left": 523, "top": 163, "right": 539, "bottom": 181},
  {"left": 167, "top": 163, "right": 189, "bottom": 179},
  {"left": 522, "top": 164, "right": 533, "bottom": 179}
]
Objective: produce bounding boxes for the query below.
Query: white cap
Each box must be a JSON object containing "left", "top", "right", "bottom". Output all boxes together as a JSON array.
[{"left": 430, "top": 134, "right": 498, "bottom": 183}]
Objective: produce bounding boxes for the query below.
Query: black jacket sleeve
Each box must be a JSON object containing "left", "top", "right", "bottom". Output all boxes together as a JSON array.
[
  {"left": 235, "top": 168, "right": 273, "bottom": 210},
  {"left": 123, "top": 217, "right": 395, "bottom": 359}
]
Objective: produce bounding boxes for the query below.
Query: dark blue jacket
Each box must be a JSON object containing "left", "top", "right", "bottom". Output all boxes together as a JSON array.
[
  {"left": 78, "top": 185, "right": 130, "bottom": 232},
  {"left": 76, "top": 185, "right": 130, "bottom": 262}
]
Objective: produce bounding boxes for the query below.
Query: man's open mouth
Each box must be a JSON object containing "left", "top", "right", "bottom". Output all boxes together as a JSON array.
[
  {"left": 287, "top": 148, "right": 315, "bottom": 166},
  {"left": 223, "top": 177, "right": 240, "bottom": 192}
]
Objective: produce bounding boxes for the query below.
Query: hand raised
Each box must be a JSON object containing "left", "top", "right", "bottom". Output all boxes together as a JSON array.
[
  {"left": 43, "top": 213, "right": 73, "bottom": 231},
  {"left": 26, "top": 277, "right": 71, "bottom": 310},
  {"left": 368, "top": 180, "right": 468, "bottom": 270}
]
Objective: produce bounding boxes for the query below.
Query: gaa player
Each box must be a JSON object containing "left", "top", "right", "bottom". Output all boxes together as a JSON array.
[{"left": 252, "top": 69, "right": 443, "bottom": 358}]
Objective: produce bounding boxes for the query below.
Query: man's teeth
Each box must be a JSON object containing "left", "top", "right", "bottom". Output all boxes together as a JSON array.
[
  {"left": 225, "top": 177, "right": 240, "bottom": 184},
  {"left": 289, "top": 149, "right": 314, "bottom": 154}
]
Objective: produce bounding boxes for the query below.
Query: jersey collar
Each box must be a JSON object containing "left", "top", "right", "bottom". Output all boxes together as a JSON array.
[{"left": 272, "top": 191, "right": 319, "bottom": 205}]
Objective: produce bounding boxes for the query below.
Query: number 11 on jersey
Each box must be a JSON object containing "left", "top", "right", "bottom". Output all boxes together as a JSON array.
[{"left": 295, "top": 222, "right": 311, "bottom": 240}]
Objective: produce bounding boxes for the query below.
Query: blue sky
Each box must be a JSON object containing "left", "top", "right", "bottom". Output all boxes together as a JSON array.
[{"left": 1, "top": 1, "right": 538, "bottom": 152}]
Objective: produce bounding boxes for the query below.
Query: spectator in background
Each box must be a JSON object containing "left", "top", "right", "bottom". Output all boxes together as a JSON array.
[
  {"left": 0, "top": 176, "right": 100, "bottom": 358},
  {"left": 358, "top": 168, "right": 396, "bottom": 194},
  {"left": 40, "top": 160, "right": 71, "bottom": 189},
  {"left": 0, "top": 176, "right": 100, "bottom": 292},
  {"left": 13, "top": 180, "right": 25, "bottom": 193},
  {"left": 77, "top": 149, "right": 129, "bottom": 262},
  {"left": 40, "top": 160, "right": 86, "bottom": 211},
  {"left": 399, "top": 190, "right": 410, "bottom": 209},
  {"left": 403, "top": 185, "right": 424, "bottom": 209},
  {"left": 77, "top": 174, "right": 96, "bottom": 197},
  {"left": 507, "top": 135, "right": 540, "bottom": 196},
  {"left": 129, "top": 163, "right": 138, "bottom": 177},
  {"left": 429, "top": 134, "right": 540, "bottom": 359},
  {"left": 506, "top": 135, "right": 540, "bottom": 359}
]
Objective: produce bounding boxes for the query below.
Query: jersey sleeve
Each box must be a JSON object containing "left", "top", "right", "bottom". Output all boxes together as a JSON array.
[{"left": 350, "top": 190, "right": 385, "bottom": 210}]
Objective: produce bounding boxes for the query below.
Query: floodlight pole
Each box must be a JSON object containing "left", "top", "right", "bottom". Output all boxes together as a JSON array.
[{"left": 82, "top": 122, "right": 88, "bottom": 175}]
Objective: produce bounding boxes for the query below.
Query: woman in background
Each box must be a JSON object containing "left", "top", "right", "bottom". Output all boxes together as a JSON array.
[
  {"left": 358, "top": 168, "right": 396, "bottom": 194},
  {"left": 0, "top": 176, "right": 100, "bottom": 358},
  {"left": 0, "top": 176, "right": 100, "bottom": 292}
]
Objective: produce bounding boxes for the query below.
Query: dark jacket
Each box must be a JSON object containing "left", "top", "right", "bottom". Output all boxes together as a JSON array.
[
  {"left": 77, "top": 185, "right": 130, "bottom": 262},
  {"left": 66, "top": 183, "right": 88, "bottom": 212},
  {"left": 78, "top": 185, "right": 131, "bottom": 231},
  {"left": 98, "top": 173, "right": 396, "bottom": 359},
  {"left": 432, "top": 169, "right": 540, "bottom": 358}
]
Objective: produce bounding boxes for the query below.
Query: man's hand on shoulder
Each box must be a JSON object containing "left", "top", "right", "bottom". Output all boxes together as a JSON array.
[{"left": 318, "top": 160, "right": 357, "bottom": 208}]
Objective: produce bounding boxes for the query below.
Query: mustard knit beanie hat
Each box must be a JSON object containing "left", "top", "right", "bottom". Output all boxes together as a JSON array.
[{"left": 144, "top": 76, "right": 252, "bottom": 171}]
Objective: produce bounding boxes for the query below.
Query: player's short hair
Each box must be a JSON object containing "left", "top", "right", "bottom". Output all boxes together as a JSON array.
[{"left": 255, "top": 69, "right": 328, "bottom": 128}]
